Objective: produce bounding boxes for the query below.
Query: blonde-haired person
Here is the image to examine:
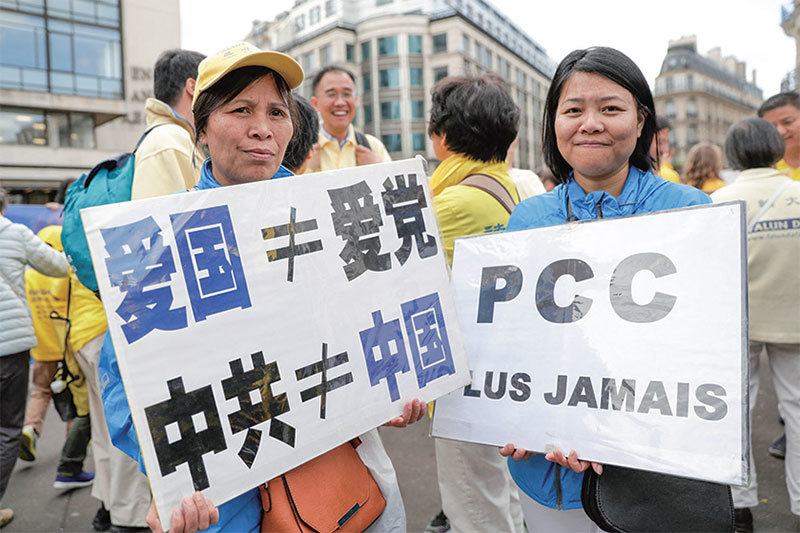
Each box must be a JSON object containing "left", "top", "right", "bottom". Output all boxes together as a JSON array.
[{"left": 684, "top": 143, "right": 727, "bottom": 194}]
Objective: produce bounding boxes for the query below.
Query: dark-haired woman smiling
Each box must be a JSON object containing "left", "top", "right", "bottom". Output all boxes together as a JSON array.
[{"left": 500, "top": 47, "right": 711, "bottom": 531}]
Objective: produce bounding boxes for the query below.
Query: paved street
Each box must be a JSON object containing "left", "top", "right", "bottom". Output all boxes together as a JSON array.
[{"left": 4, "top": 348, "right": 799, "bottom": 532}]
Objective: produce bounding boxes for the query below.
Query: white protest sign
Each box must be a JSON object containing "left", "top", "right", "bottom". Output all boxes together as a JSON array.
[
  {"left": 82, "top": 158, "right": 470, "bottom": 528},
  {"left": 431, "top": 201, "right": 748, "bottom": 485}
]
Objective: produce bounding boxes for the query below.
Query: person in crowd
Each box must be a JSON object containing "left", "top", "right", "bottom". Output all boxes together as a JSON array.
[
  {"left": 131, "top": 48, "right": 206, "bottom": 200},
  {"left": 759, "top": 91, "right": 800, "bottom": 181},
  {"left": 306, "top": 65, "right": 391, "bottom": 171},
  {"left": 0, "top": 187, "right": 69, "bottom": 529},
  {"left": 499, "top": 46, "right": 710, "bottom": 532},
  {"left": 21, "top": 226, "right": 94, "bottom": 493},
  {"left": 281, "top": 94, "right": 319, "bottom": 173},
  {"left": 71, "top": 48, "right": 206, "bottom": 533},
  {"left": 650, "top": 115, "right": 681, "bottom": 183},
  {"left": 711, "top": 117, "right": 800, "bottom": 533},
  {"left": 427, "top": 73, "right": 525, "bottom": 533},
  {"left": 684, "top": 142, "right": 727, "bottom": 193},
  {"left": 506, "top": 136, "right": 546, "bottom": 201},
  {"left": 97, "top": 42, "right": 425, "bottom": 533},
  {"left": 538, "top": 168, "right": 559, "bottom": 192}
]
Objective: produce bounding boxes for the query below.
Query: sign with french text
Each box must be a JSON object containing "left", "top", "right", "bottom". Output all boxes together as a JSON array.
[
  {"left": 432, "top": 201, "right": 748, "bottom": 485},
  {"left": 82, "top": 158, "right": 470, "bottom": 529}
]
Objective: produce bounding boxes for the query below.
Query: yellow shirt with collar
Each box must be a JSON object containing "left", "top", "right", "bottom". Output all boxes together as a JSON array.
[
  {"left": 316, "top": 125, "right": 391, "bottom": 171},
  {"left": 776, "top": 159, "right": 800, "bottom": 181}
]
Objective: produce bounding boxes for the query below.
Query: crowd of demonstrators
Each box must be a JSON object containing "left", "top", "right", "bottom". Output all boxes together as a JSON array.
[
  {"left": 426, "top": 73, "right": 525, "bottom": 533},
  {"left": 711, "top": 117, "right": 800, "bottom": 533},
  {"left": 684, "top": 142, "right": 727, "bottom": 193},
  {"left": 0, "top": 187, "right": 69, "bottom": 529},
  {"left": 6, "top": 35, "right": 800, "bottom": 533},
  {"left": 306, "top": 65, "right": 391, "bottom": 172},
  {"left": 500, "top": 46, "right": 710, "bottom": 532},
  {"left": 21, "top": 225, "right": 94, "bottom": 493}
]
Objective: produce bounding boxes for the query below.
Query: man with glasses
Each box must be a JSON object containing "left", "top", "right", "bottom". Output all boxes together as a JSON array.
[{"left": 308, "top": 65, "right": 391, "bottom": 171}]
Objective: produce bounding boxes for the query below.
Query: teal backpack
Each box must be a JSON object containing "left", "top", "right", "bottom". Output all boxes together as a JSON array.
[{"left": 62, "top": 125, "right": 163, "bottom": 293}]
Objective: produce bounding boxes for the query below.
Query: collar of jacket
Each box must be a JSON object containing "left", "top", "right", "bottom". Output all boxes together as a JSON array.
[
  {"left": 318, "top": 124, "right": 355, "bottom": 149},
  {"left": 735, "top": 167, "right": 789, "bottom": 183},
  {"left": 564, "top": 166, "right": 652, "bottom": 220},
  {"left": 430, "top": 153, "right": 511, "bottom": 197},
  {"left": 196, "top": 159, "right": 294, "bottom": 190},
  {"left": 144, "top": 98, "right": 195, "bottom": 137}
]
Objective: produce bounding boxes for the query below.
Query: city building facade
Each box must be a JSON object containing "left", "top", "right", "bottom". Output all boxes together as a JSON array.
[
  {"left": 653, "top": 36, "right": 762, "bottom": 169},
  {"left": 0, "top": 0, "right": 182, "bottom": 203},
  {"left": 246, "top": 0, "right": 556, "bottom": 171},
  {"left": 781, "top": 1, "right": 800, "bottom": 91}
]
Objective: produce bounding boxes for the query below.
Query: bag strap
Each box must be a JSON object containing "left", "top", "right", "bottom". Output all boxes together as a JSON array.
[
  {"left": 133, "top": 123, "right": 167, "bottom": 154},
  {"left": 354, "top": 129, "right": 371, "bottom": 151},
  {"left": 460, "top": 173, "right": 517, "bottom": 215},
  {"left": 747, "top": 178, "right": 792, "bottom": 233},
  {"left": 49, "top": 278, "right": 75, "bottom": 384}
]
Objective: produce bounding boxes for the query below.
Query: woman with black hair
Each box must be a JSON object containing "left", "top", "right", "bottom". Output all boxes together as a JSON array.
[{"left": 499, "top": 47, "right": 710, "bottom": 531}]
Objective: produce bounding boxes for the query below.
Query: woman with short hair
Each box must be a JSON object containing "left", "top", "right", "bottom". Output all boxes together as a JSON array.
[
  {"left": 500, "top": 47, "right": 710, "bottom": 531},
  {"left": 685, "top": 142, "right": 727, "bottom": 193},
  {"left": 711, "top": 117, "right": 800, "bottom": 532}
]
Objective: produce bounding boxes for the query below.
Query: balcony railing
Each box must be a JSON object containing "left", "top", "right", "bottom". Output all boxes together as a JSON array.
[{"left": 781, "top": 67, "right": 800, "bottom": 92}]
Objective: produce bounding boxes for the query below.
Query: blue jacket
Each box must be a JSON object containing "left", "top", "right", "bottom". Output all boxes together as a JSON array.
[
  {"left": 505, "top": 167, "right": 710, "bottom": 510},
  {"left": 99, "top": 159, "right": 293, "bottom": 532}
]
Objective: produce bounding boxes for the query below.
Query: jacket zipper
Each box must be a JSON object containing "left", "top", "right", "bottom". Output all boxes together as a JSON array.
[{"left": 555, "top": 464, "right": 563, "bottom": 510}]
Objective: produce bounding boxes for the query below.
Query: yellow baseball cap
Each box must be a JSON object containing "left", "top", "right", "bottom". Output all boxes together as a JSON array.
[
  {"left": 37, "top": 225, "right": 63, "bottom": 252},
  {"left": 192, "top": 42, "right": 304, "bottom": 109}
]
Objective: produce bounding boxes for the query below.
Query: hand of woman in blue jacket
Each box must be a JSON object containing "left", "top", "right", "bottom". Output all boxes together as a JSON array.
[
  {"left": 499, "top": 443, "right": 533, "bottom": 461},
  {"left": 545, "top": 448, "right": 603, "bottom": 475}
]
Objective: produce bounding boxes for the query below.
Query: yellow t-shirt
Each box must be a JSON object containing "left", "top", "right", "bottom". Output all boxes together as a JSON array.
[
  {"left": 776, "top": 159, "right": 800, "bottom": 181},
  {"left": 25, "top": 269, "right": 70, "bottom": 361},
  {"left": 314, "top": 126, "right": 391, "bottom": 171},
  {"left": 67, "top": 271, "right": 107, "bottom": 353},
  {"left": 658, "top": 161, "right": 681, "bottom": 183}
]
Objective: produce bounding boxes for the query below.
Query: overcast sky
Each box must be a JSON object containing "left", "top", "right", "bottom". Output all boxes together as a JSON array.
[{"left": 180, "top": 0, "right": 795, "bottom": 97}]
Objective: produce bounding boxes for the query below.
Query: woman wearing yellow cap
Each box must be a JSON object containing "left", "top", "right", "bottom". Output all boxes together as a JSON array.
[{"left": 99, "top": 43, "right": 424, "bottom": 533}]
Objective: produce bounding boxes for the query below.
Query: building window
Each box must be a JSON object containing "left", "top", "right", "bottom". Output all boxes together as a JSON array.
[
  {"left": 379, "top": 68, "right": 399, "bottom": 88},
  {"left": 687, "top": 123, "right": 698, "bottom": 145},
  {"left": 325, "top": 0, "right": 336, "bottom": 16},
  {"left": 363, "top": 104, "right": 373, "bottom": 124},
  {"left": 433, "top": 66, "right": 448, "bottom": 83},
  {"left": 302, "top": 51, "right": 315, "bottom": 73},
  {"left": 461, "top": 33, "right": 469, "bottom": 53},
  {"left": 309, "top": 6, "right": 320, "bottom": 24},
  {"left": 411, "top": 100, "right": 424, "bottom": 119},
  {"left": 377, "top": 36, "right": 397, "bottom": 56},
  {"left": 408, "top": 34, "right": 422, "bottom": 55},
  {"left": 320, "top": 45, "right": 332, "bottom": 66},
  {"left": 47, "top": 0, "right": 119, "bottom": 26},
  {"left": 481, "top": 46, "right": 492, "bottom": 69},
  {"left": 381, "top": 133, "right": 402, "bottom": 152},
  {"left": 409, "top": 67, "right": 423, "bottom": 87},
  {"left": 380, "top": 100, "right": 401, "bottom": 120},
  {"left": 295, "top": 14, "right": 305, "bottom": 31},
  {"left": 687, "top": 97, "right": 697, "bottom": 118},
  {"left": 361, "top": 40, "right": 371, "bottom": 61},
  {"left": 432, "top": 33, "right": 447, "bottom": 54},
  {"left": 362, "top": 71, "right": 372, "bottom": 93},
  {"left": 376, "top": 0, "right": 393, "bottom": 5},
  {"left": 0, "top": 105, "right": 95, "bottom": 148},
  {"left": 346, "top": 44, "right": 355, "bottom": 62},
  {"left": 0, "top": 11, "right": 48, "bottom": 92},
  {"left": 665, "top": 99, "right": 675, "bottom": 119},
  {"left": 412, "top": 132, "right": 425, "bottom": 151}
]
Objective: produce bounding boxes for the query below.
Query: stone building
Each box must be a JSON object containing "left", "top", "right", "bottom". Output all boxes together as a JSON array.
[
  {"left": 781, "top": 1, "right": 800, "bottom": 91},
  {"left": 0, "top": 0, "right": 183, "bottom": 203},
  {"left": 245, "top": 0, "right": 556, "bottom": 171},
  {"left": 653, "top": 36, "right": 762, "bottom": 169}
]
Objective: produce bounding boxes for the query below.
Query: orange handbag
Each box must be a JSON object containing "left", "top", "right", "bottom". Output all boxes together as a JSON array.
[{"left": 259, "top": 439, "right": 386, "bottom": 533}]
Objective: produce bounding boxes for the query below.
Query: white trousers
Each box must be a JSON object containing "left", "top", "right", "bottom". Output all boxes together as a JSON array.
[
  {"left": 435, "top": 438, "right": 524, "bottom": 533},
  {"left": 75, "top": 334, "right": 151, "bottom": 527},
  {"left": 732, "top": 341, "right": 800, "bottom": 515},
  {"left": 519, "top": 490, "right": 602, "bottom": 533}
]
